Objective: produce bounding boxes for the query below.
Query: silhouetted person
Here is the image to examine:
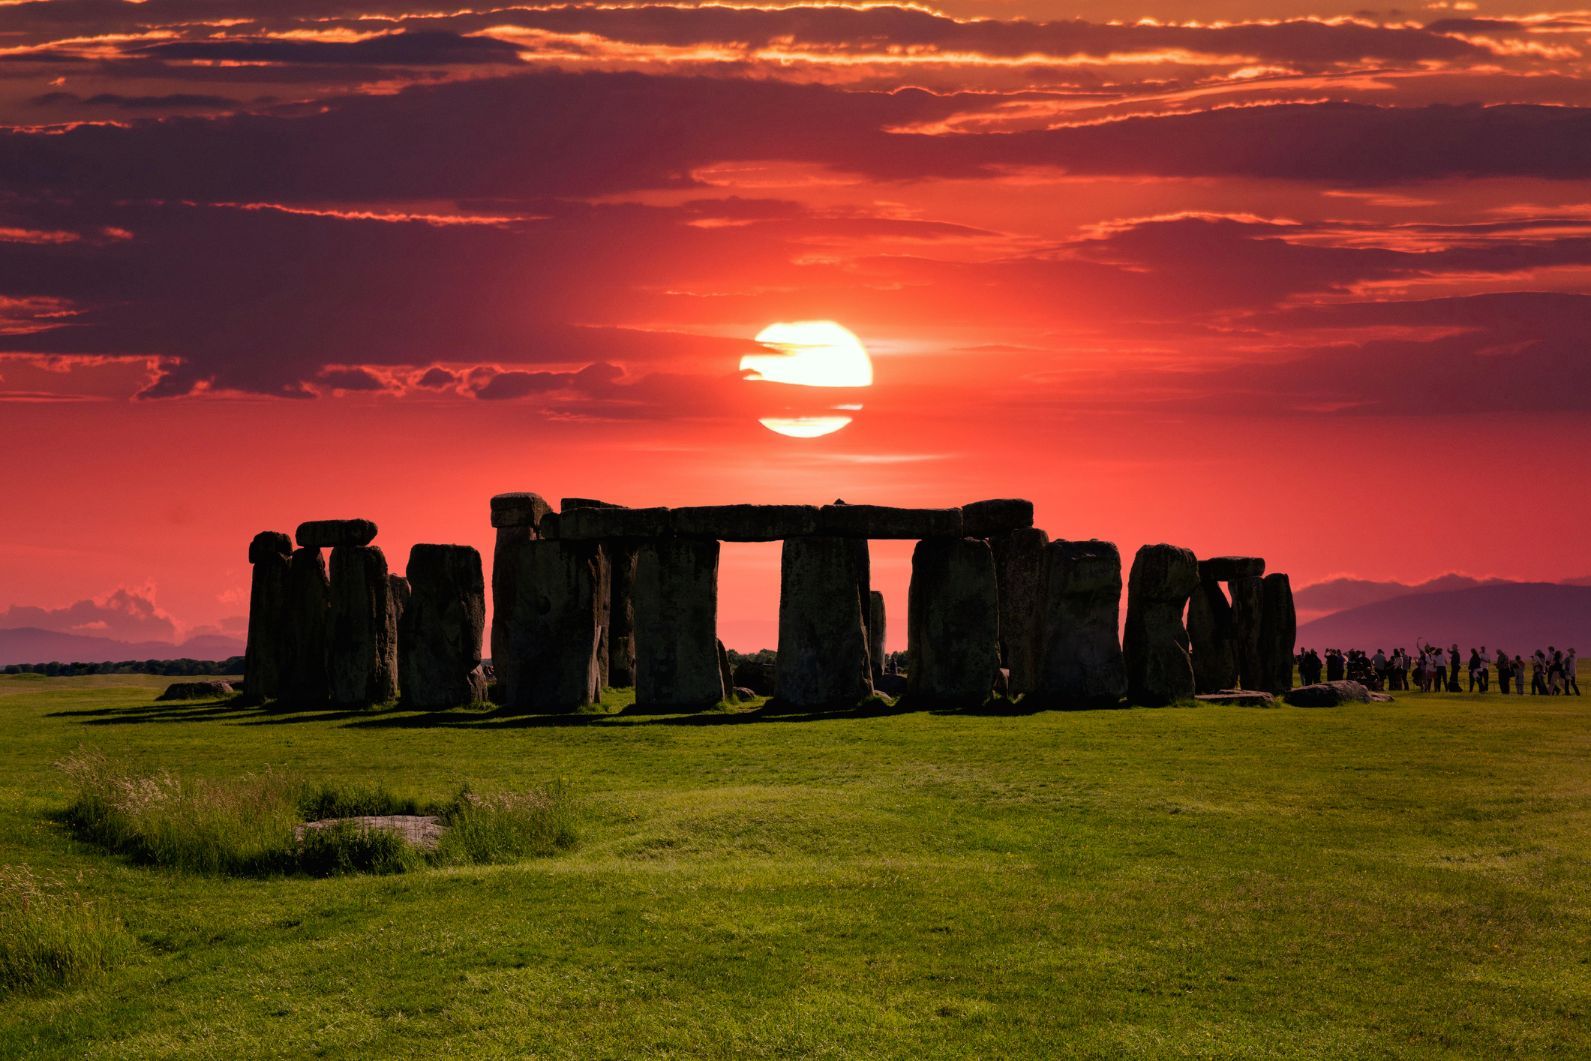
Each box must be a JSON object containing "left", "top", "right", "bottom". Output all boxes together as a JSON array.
[
  {"left": 1514, "top": 655, "right": 1526, "bottom": 695},
  {"left": 1567, "top": 649, "right": 1580, "bottom": 695},
  {"left": 1447, "top": 644, "right": 1460, "bottom": 692},
  {"left": 1531, "top": 651, "right": 1547, "bottom": 695},
  {"left": 1326, "top": 648, "right": 1345, "bottom": 682},
  {"left": 1496, "top": 649, "right": 1510, "bottom": 695},
  {"left": 1467, "top": 648, "right": 1481, "bottom": 692}
]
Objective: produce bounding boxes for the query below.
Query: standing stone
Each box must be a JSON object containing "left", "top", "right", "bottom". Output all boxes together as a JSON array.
[
  {"left": 906, "top": 537, "right": 1001, "bottom": 707},
  {"left": 505, "top": 539, "right": 606, "bottom": 711},
  {"left": 388, "top": 574, "right": 410, "bottom": 701},
  {"left": 1033, "top": 539, "right": 1125, "bottom": 707},
  {"left": 243, "top": 531, "right": 291, "bottom": 703},
  {"left": 489, "top": 492, "right": 552, "bottom": 700},
  {"left": 633, "top": 538, "right": 722, "bottom": 709},
  {"left": 1229, "top": 576, "right": 1265, "bottom": 691},
  {"left": 716, "top": 639, "right": 734, "bottom": 703},
  {"left": 607, "top": 542, "right": 639, "bottom": 686},
  {"left": 279, "top": 547, "right": 331, "bottom": 706},
  {"left": 775, "top": 537, "right": 873, "bottom": 708},
  {"left": 868, "top": 591, "right": 887, "bottom": 684},
  {"left": 1187, "top": 578, "right": 1238, "bottom": 694},
  {"left": 327, "top": 545, "right": 398, "bottom": 707},
  {"left": 1124, "top": 544, "right": 1198, "bottom": 706},
  {"left": 990, "top": 527, "right": 1050, "bottom": 696},
  {"left": 1260, "top": 573, "right": 1297, "bottom": 694},
  {"left": 401, "top": 545, "right": 487, "bottom": 709}
]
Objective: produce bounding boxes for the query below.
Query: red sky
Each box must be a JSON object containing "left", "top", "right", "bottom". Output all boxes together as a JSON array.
[{"left": 2, "top": 0, "right": 1590, "bottom": 651}]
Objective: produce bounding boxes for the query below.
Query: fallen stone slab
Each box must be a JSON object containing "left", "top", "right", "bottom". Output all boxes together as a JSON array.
[
  {"left": 961, "top": 498, "right": 1034, "bottom": 537},
  {"left": 1284, "top": 680, "right": 1390, "bottom": 707},
  {"left": 556, "top": 506, "right": 672, "bottom": 540},
  {"left": 490, "top": 493, "right": 553, "bottom": 531},
  {"left": 296, "top": 519, "right": 378, "bottom": 549},
  {"left": 155, "top": 680, "right": 236, "bottom": 701},
  {"left": 818, "top": 504, "right": 962, "bottom": 539},
  {"left": 1195, "top": 690, "right": 1276, "bottom": 707},
  {"left": 295, "top": 815, "right": 445, "bottom": 851},
  {"left": 673, "top": 504, "right": 820, "bottom": 541},
  {"left": 1199, "top": 556, "right": 1265, "bottom": 581}
]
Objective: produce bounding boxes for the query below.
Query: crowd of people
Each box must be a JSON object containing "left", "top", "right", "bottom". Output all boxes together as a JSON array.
[{"left": 1295, "top": 644, "right": 1580, "bottom": 695}]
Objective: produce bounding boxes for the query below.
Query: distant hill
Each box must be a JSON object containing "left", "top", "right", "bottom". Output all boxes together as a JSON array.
[
  {"left": 1293, "top": 574, "right": 1506, "bottom": 620},
  {"left": 0, "top": 627, "right": 245, "bottom": 667},
  {"left": 1296, "top": 583, "right": 1591, "bottom": 652}
]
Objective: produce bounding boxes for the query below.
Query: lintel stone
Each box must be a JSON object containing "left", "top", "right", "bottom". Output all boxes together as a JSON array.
[
  {"left": 673, "top": 504, "right": 819, "bottom": 541},
  {"left": 557, "top": 506, "right": 673, "bottom": 540},
  {"left": 490, "top": 493, "right": 553, "bottom": 530},
  {"left": 296, "top": 519, "right": 377, "bottom": 549},
  {"left": 961, "top": 498, "right": 1034, "bottom": 537},
  {"left": 817, "top": 505, "right": 962, "bottom": 539}
]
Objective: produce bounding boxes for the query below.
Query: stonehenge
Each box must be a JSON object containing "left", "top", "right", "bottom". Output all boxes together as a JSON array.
[
  {"left": 990, "top": 527, "right": 1049, "bottom": 696},
  {"left": 906, "top": 537, "right": 1001, "bottom": 707},
  {"left": 1033, "top": 539, "right": 1125, "bottom": 707},
  {"left": 634, "top": 538, "right": 721, "bottom": 708},
  {"left": 506, "top": 539, "right": 607, "bottom": 711},
  {"left": 327, "top": 541, "right": 398, "bottom": 708},
  {"left": 243, "top": 531, "right": 291, "bottom": 702},
  {"left": 775, "top": 536, "right": 872, "bottom": 707},
  {"left": 400, "top": 545, "right": 487, "bottom": 709},
  {"left": 1261, "top": 574, "right": 1297, "bottom": 695},
  {"left": 240, "top": 497, "right": 1299, "bottom": 715},
  {"left": 1124, "top": 544, "right": 1199, "bottom": 706}
]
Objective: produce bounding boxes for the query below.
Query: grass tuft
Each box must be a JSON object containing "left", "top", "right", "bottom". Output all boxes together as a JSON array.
[
  {"left": 437, "top": 782, "right": 578, "bottom": 864},
  {"left": 0, "top": 865, "right": 132, "bottom": 997},
  {"left": 57, "top": 750, "right": 575, "bottom": 877}
]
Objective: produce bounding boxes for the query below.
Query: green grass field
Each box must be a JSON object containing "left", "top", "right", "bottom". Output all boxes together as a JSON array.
[{"left": 2, "top": 674, "right": 1589, "bottom": 1058}]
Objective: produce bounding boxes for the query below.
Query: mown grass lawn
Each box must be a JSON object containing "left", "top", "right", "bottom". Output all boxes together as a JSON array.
[{"left": 2, "top": 673, "right": 1589, "bottom": 1058}]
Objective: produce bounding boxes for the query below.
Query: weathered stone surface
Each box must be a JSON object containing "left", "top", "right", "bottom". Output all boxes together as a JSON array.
[
  {"left": 775, "top": 537, "right": 873, "bottom": 707},
  {"left": 401, "top": 544, "right": 487, "bottom": 709},
  {"left": 560, "top": 497, "right": 621, "bottom": 511},
  {"left": 1033, "top": 539, "right": 1125, "bottom": 707},
  {"left": 1188, "top": 578, "right": 1238, "bottom": 694},
  {"left": 817, "top": 504, "right": 962, "bottom": 540},
  {"left": 505, "top": 540, "right": 606, "bottom": 711},
  {"left": 1199, "top": 556, "right": 1266, "bottom": 581},
  {"left": 733, "top": 686, "right": 757, "bottom": 702},
  {"left": 388, "top": 574, "right": 410, "bottom": 700},
  {"left": 279, "top": 547, "right": 331, "bottom": 706},
  {"left": 991, "top": 527, "right": 1049, "bottom": 696},
  {"left": 490, "top": 527, "right": 532, "bottom": 695},
  {"left": 906, "top": 537, "right": 1000, "bottom": 707},
  {"left": 327, "top": 545, "right": 398, "bottom": 707},
  {"left": 248, "top": 531, "right": 292, "bottom": 565},
  {"left": 1229, "top": 576, "right": 1265, "bottom": 690},
  {"left": 156, "top": 680, "right": 236, "bottom": 701},
  {"left": 243, "top": 543, "right": 290, "bottom": 702},
  {"left": 733, "top": 658, "right": 775, "bottom": 696},
  {"left": 1285, "top": 680, "right": 1380, "bottom": 707},
  {"left": 717, "top": 640, "right": 734, "bottom": 703},
  {"left": 1260, "top": 572, "right": 1297, "bottom": 694},
  {"left": 634, "top": 538, "right": 722, "bottom": 709},
  {"left": 869, "top": 590, "right": 886, "bottom": 684},
  {"left": 962, "top": 498, "right": 1034, "bottom": 538},
  {"left": 557, "top": 506, "right": 672, "bottom": 541},
  {"left": 1124, "top": 543, "right": 1198, "bottom": 706},
  {"left": 296, "top": 519, "right": 378, "bottom": 549},
  {"left": 607, "top": 542, "right": 639, "bottom": 687},
  {"left": 489, "top": 492, "right": 552, "bottom": 531},
  {"left": 673, "top": 504, "right": 819, "bottom": 541},
  {"left": 1196, "top": 690, "right": 1276, "bottom": 707}
]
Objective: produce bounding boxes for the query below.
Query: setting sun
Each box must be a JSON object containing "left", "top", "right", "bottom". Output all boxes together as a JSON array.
[{"left": 740, "top": 321, "right": 873, "bottom": 438}]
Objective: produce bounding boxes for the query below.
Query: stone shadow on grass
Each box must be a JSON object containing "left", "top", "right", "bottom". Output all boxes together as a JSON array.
[{"left": 47, "top": 696, "right": 262, "bottom": 727}]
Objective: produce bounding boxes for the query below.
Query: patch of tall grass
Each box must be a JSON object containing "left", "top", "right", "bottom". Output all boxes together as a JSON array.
[
  {"left": 56, "top": 750, "right": 576, "bottom": 877},
  {"left": 437, "top": 782, "right": 577, "bottom": 864},
  {"left": 0, "top": 865, "right": 132, "bottom": 997}
]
